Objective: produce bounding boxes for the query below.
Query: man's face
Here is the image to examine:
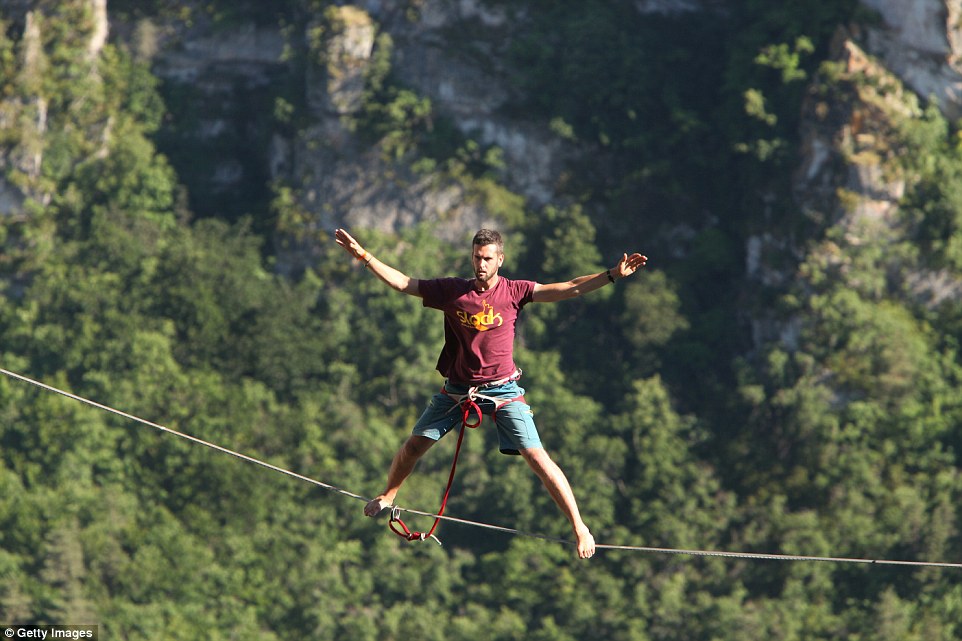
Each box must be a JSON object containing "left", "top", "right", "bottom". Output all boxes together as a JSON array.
[{"left": 472, "top": 243, "right": 504, "bottom": 285}]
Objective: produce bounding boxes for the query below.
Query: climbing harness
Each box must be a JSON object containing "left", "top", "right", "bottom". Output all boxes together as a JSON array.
[
  {"left": 4, "top": 365, "right": 962, "bottom": 568},
  {"left": 388, "top": 370, "right": 524, "bottom": 545}
]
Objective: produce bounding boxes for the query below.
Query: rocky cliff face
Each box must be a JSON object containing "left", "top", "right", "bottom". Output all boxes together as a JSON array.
[
  {"left": 130, "top": 1, "right": 962, "bottom": 251},
  {"left": 731, "top": 0, "right": 962, "bottom": 357},
  {"left": 755, "top": 34, "right": 916, "bottom": 345},
  {"left": 750, "top": 8, "right": 962, "bottom": 353},
  {"left": 861, "top": 0, "right": 962, "bottom": 119},
  {"left": 287, "top": 0, "right": 571, "bottom": 245},
  {"left": 135, "top": 0, "right": 732, "bottom": 248},
  {"left": 0, "top": 0, "right": 110, "bottom": 215},
  {"left": 5, "top": 0, "right": 960, "bottom": 276},
  {"left": 122, "top": 2, "right": 511, "bottom": 245}
]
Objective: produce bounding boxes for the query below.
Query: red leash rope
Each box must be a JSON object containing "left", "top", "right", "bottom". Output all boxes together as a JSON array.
[{"left": 389, "top": 394, "right": 483, "bottom": 544}]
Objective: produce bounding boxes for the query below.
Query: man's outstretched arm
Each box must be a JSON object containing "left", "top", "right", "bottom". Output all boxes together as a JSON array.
[
  {"left": 334, "top": 228, "right": 421, "bottom": 297},
  {"left": 532, "top": 252, "right": 647, "bottom": 303}
]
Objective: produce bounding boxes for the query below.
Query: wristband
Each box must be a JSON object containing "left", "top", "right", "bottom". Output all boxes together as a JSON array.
[
  {"left": 356, "top": 250, "right": 370, "bottom": 262},
  {"left": 606, "top": 269, "right": 615, "bottom": 283}
]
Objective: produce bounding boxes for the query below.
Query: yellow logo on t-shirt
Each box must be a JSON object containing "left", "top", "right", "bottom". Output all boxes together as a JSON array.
[{"left": 457, "top": 300, "right": 504, "bottom": 331}]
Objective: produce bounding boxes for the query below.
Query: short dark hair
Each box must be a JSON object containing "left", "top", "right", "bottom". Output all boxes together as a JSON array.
[{"left": 472, "top": 229, "right": 503, "bottom": 255}]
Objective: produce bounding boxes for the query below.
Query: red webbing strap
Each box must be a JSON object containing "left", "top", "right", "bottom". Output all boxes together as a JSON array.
[{"left": 389, "top": 392, "right": 482, "bottom": 544}]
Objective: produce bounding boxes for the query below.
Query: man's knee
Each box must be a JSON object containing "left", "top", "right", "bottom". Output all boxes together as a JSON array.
[
  {"left": 519, "top": 446, "right": 554, "bottom": 473},
  {"left": 402, "top": 435, "right": 435, "bottom": 458}
]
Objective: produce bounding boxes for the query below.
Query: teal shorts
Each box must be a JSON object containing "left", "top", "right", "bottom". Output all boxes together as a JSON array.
[{"left": 411, "top": 380, "right": 542, "bottom": 455}]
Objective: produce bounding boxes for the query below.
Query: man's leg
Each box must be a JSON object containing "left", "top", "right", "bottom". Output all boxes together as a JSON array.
[
  {"left": 364, "top": 435, "right": 436, "bottom": 516},
  {"left": 519, "top": 447, "right": 596, "bottom": 559}
]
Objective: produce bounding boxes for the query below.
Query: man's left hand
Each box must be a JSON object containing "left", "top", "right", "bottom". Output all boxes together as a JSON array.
[{"left": 613, "top": 252, "right": 648, "bottom": 279}]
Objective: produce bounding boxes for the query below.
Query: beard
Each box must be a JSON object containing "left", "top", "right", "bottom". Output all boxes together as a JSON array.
[{"left": 475, "top": 268, "right": 497, "bottom": 286}]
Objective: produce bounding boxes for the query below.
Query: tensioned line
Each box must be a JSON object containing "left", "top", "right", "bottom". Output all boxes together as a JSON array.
[{"left": 2, "top": 366, "right": 960, "bottom": 569}]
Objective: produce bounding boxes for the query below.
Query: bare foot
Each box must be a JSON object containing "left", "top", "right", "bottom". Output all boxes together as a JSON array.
[
  {"left": 364, "top": 495, "right": 393, "bottom": 517},
  {"left": 576, "top": 527, "right": 596, "bottom": 559}
]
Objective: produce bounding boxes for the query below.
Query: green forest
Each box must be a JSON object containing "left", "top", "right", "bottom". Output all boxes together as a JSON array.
[{"left": 2, "top": 0, "right": 962, "bottom": 639}]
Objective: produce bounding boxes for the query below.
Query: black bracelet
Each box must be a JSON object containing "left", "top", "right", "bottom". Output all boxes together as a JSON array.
[{"left": 606, "top": 269, "right": 615, "bottom": 283}]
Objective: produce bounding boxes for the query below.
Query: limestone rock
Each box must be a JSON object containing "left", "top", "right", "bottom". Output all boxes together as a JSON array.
[
  {"left": 307, "top": 6, "right": 377, "bottom": 116},
  {"left": 861, "top": 0, "right": 962, "bottom": 118}
]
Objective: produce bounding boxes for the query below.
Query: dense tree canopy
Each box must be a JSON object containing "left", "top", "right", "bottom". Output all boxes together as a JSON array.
[{"left": 1, "top": 1, "right": 962, "bottom": 639}]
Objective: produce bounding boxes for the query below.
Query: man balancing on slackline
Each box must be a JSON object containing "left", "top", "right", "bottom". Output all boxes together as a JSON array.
[{"left": 335, "top": 227, "right": 647, "bottom": 559}]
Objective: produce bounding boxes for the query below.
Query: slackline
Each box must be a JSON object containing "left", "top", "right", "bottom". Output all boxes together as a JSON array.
[{"left": 2, "top": 366, "right": 960, "bottom": 569}]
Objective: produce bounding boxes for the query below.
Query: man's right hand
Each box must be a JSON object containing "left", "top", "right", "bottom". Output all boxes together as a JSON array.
[
  {"left": 333, "top": 228, "right": 421, "bottom": 296},
  {"left": 334, "top": 228, "right": 366, "bottom": 260}
]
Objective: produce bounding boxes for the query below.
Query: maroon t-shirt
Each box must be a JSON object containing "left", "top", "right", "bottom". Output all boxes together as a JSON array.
[{"left": 419, "top": 276, "right": 536, "bottom": 384}]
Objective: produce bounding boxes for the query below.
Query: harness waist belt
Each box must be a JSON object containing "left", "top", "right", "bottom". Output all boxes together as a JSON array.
[{"left": 451, "top": 368, "right": 522, "bottom": 390}]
